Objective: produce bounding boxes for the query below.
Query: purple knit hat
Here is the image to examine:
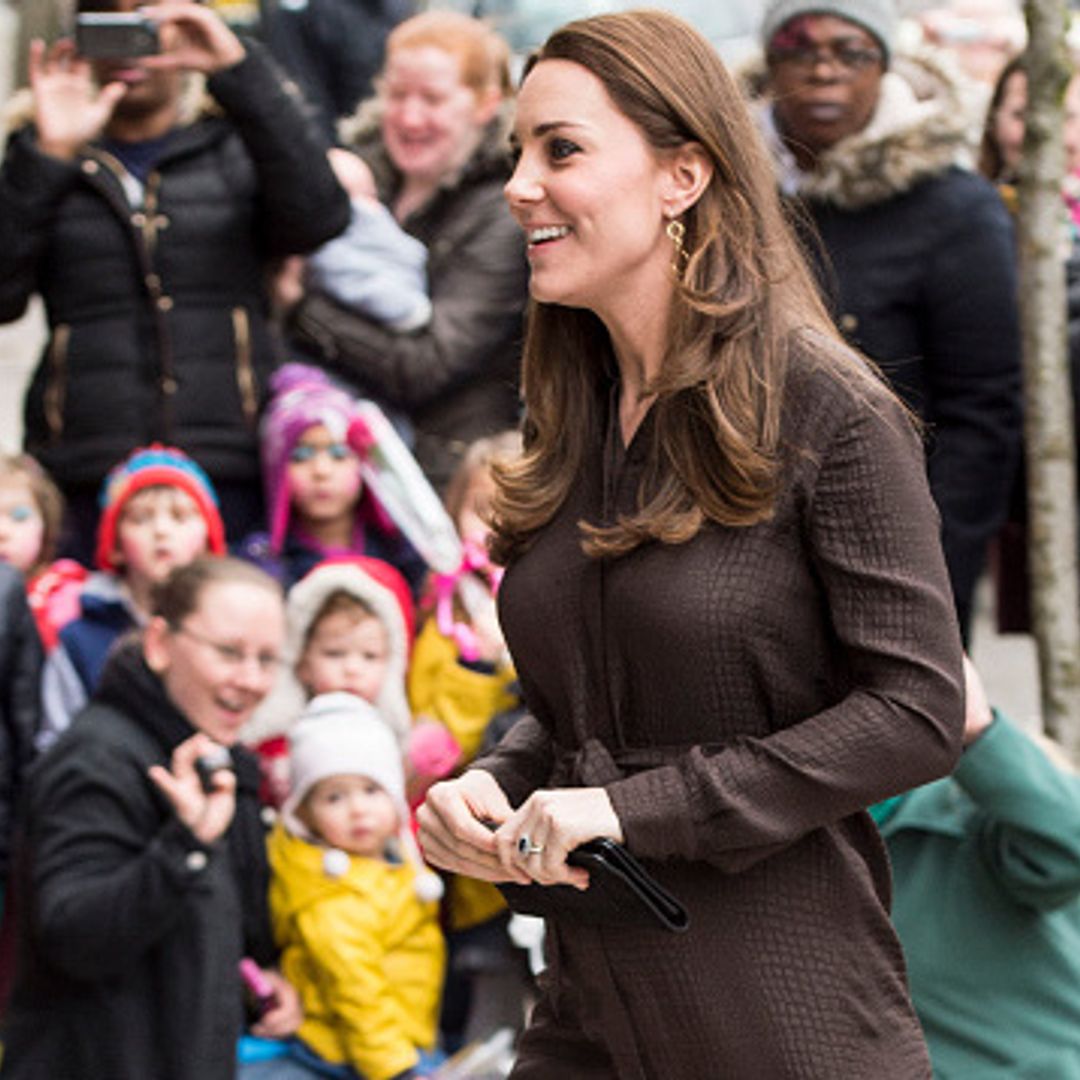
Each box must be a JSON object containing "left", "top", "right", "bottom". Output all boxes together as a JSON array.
[{"left": 260, "top": 364, "right": 387, "bottom": 555}]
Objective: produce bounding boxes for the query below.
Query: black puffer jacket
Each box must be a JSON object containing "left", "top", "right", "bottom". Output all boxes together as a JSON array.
[
  {"left": 0, "top": 642, "right": 273, "bottom": 1080},
  {"left": 0, "top": 564, "right": 41, "bottom": 881},
  {"left": 290, "top": 104, "right": 528, "bottom": 491},
  {"left": 753, "top": 52, "right": 1023, "bottom": 637},
  {"left": 0, "top": 42, "right": 349, "bottom": 493}
]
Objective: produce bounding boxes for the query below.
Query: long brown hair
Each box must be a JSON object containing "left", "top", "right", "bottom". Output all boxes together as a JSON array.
[
  {"left": 978, "top": 55, "right": 1025, "bottom": 181},
  {"left": 491, "top": 9, "right": 868, "bottom": 563}
]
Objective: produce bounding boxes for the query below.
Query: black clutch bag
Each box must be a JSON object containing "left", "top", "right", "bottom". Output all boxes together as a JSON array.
[{"left": 497, "top": 838, "right": 689, "bottom": 933}]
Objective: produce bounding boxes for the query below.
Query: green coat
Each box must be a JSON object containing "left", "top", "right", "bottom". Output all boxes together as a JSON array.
[{"left": 880, "top": 713, "right": 1080, "bottom": 1078}]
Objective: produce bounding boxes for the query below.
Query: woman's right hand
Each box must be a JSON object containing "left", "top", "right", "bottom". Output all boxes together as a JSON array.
[
  {"left": 148, "top": 733, "right": 236, "bottom": 845},
  {"left": 29, "top": 39, "right": 127, "bottom": 161},
  {"left": 417, "top": 770, "right": 532, "bottom": 885}
]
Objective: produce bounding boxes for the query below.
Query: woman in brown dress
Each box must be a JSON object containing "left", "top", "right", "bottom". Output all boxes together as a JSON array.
[{"left": 418, "top": 10, "right": 964, "bottom": 1078}]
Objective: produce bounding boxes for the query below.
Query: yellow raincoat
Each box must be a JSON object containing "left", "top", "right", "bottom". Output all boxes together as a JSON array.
[{"left": 268, "top": 824, "right": 445, "bottom": 1080}]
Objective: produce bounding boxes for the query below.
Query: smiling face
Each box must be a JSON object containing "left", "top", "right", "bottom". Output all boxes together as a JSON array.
[
  {"left": 0, "top": 477, "right": 45, "bottom": 575},
  {"left": 144, "top": 580, "right": 286, "bottom": 745},
  {"left": 381, "top": 45, "right": 493, "bottom": 187},
  {"left": 297, "top": 608, "right": 390, "bottom": 705},
  {"left": 504, "top": 59, "right": 680, "bottom": 319},
  {"left": 767, "top": 14, "right": 884, "bottom": 164},
  {"left": 300, "top": 774, "right": 400, "bottom": 858}
]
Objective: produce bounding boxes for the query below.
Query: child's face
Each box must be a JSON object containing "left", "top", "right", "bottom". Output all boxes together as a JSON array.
[
  {"left": 456, "top": 469, "right": 496, "bottom": 548},
  {"left": 297, "top": 612, "right": 390, "bottom": 704},
  {"left": 0, "top": 478, "right": 45, "bottom": 574},
  {"left": 302, "top": 774, "right": 399, "bottom": 858},
  {"left": 115, "top": 487, "right": 209, "bottom": 586},
  {"left": 287, "top": 425, "right": 362, "bottom": 529}
]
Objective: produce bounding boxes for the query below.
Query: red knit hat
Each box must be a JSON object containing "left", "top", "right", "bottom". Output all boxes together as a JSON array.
[{"left": 94, "top": 444, "right": 227, "bottom": 571}]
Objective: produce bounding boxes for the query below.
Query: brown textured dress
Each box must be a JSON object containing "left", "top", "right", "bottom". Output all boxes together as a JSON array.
[{"left": 478, "top": 342, "right": 965, "bottom": 1079}]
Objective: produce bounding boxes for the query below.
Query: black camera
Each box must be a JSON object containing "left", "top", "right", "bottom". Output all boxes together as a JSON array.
[
  {"left": 75, "top": 13, "right": 161, "bottom": 59},
  {"left": 194, "top": 744, "right": 233, "bottom": 794}
]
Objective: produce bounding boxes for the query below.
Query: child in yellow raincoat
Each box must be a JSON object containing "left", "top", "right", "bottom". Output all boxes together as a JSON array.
[{"left": 268, "top": 693, "right": 445, "bottom": 1080}]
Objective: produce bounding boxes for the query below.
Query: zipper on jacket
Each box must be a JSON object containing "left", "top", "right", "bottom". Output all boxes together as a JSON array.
[
  {"left": 232, "top": 306, "right": 258, "bottom": 427},
  {"left": 43, "top": 323, "right": 70, "bottom": 442}
]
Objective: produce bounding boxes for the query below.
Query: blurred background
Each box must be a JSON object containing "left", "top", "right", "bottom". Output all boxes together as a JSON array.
[{"left": 0, "top": 0, "right": 1048, "bottom": 721}]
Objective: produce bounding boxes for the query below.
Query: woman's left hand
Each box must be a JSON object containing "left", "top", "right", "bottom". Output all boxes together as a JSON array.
[
  {"left": 140, "top": 2, "right": 246, "bottom": 75},
  {"left": 249, "top": 968, "right": 303, "bottom": 1039},
  {"left": 494, "top": 787, "right": 624, "bottom": 890}
]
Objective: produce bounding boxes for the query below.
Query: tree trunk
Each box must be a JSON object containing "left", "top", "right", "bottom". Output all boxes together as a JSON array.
[{"left": 1019, "top": 0, "right": 1080, "bottom": 750}]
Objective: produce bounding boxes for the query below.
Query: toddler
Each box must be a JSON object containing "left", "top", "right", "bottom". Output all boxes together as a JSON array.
[
  {"left": 0, "top": 453, "right": 86, "bottom": 651},
  {"left": 406, "top": 432, "right": 530, "bottom": 1051},
  {"left": 268, "top": 693, "right": 445, "bottom": 1080},
  {"left": 38, "top": 445, "right": 226, "bottom": 750},
  {"left": 240, "top": 364, "right": 426, "bottom": 592},
  {"left": 243, "top": 555, "right": 435, "bottom": 808},
  {"left": 306, "top": 148, "right": 432, "bottom": 333}
]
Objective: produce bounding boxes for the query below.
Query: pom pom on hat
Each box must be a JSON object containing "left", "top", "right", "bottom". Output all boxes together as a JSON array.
[
  {"left": 761, "top": 0, "right": 898, "bottom": 65},
  {"left": 94, "top": 444, "right": 226, "bottom": 572},
  {"left": 282, "top": 693, "right": 443, "bottom": 900}
]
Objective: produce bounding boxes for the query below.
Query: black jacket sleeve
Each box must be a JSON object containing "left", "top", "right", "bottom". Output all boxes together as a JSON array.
[
  {"left": 0, "top": 128, "right": 82, "bottom": 323},
  {"left": 206, "top": 39, "right": 350, "bottom": 257},
  {"left": 0, "top": 565, "right": 42, "bottom": 879}
]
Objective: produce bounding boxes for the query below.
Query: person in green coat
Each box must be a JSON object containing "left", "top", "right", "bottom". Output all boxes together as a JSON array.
[{"left": 874, "top": 657, "right": 1080, "bottom": 1078}]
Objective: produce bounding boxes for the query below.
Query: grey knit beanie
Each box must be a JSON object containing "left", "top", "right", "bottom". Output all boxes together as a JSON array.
[{"left": 761, "top": 0, "right": 898, "bottom": 65}]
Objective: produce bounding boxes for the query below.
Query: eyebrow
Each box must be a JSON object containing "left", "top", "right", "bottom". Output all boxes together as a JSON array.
[{"left": 510, "top": 120, "right": 587, "bottom": 145}]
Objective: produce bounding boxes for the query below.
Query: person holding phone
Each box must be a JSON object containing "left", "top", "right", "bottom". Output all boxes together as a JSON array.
[
  {"left": 0, "top": 0, "right": 349, "bottom": 561},
  {"left": 0, "top": 558, "right": 300, "bottom": 1080}
]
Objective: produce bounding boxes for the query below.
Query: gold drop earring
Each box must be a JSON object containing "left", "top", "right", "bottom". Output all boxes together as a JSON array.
[{"left": 667, "top": 218, "right": 688, "bottom": 277}]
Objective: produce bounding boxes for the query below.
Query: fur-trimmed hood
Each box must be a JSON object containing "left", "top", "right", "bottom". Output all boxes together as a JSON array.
[
  {"left": 336, "top": 96, "right": 516, "bottom": 210},
  {"left": 241, "top": 557, "right": 414, "bottom": 749},
  {"left": 746, "top": 47, "right": 980, "bottom": 210}
]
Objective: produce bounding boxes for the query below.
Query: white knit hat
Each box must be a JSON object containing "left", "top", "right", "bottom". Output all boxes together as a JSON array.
[{"left": 282, "top": 693, "right": 443, "bottom": 900}]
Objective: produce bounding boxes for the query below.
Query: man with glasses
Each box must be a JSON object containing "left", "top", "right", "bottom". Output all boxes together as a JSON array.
[{"left": 755, "top": 0, "right": 1022, "bottom": 641}]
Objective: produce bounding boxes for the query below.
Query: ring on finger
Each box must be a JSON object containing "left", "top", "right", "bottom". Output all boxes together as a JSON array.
[{"left": 517, "top": 834, "right": 545, "bottom": 857}]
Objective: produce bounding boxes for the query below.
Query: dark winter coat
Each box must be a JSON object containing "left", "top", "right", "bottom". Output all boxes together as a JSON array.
[
  {"left": 478, "top": 343, "right": 965, "bottom": 1078},
  {"left": 0, "top": 642, "right": 274, "bottom": 1080},
  {"left": 753, "top": 52, "right": 1023, "bottom": 636},
  {"left": 0, "top": 565, "right": 42, "bottom": 881},
  {"left": 0, "top": 42, "right": 350, "bottom": 495},
  {"left": 289, "top": 104, "right": 528, "bottom": 491},
  {"left": 259, "top": 0, "right": 411, "bottom": 141}
]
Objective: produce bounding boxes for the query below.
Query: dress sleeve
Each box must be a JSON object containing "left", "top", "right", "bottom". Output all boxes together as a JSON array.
[{"left": 606, "top": 384, "right": 965, "bottom": 871}]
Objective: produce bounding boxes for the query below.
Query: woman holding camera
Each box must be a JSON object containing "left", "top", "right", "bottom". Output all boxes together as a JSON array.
[
  {"left": 0, "top": 558, "right": 296, "bottom": 1080},
  {"left": 418, "top": 11, "right": 964, "bottom": 1077}
]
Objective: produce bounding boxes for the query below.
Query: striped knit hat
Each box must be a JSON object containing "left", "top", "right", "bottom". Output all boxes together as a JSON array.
[{"left": 95, "top": 444, "right": 226, "bottom": 571}]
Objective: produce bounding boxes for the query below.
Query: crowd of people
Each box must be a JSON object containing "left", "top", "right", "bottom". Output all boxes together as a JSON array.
[{"left": 0, "top": 0, "right": 1077, "bottom": 1077}]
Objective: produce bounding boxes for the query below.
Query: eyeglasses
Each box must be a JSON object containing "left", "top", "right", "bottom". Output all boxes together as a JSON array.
[
  {"left": 288, "top": 442, "right": 352, "bottom": 464},
  {"left": 172, "top": 623, "right": 282, "bottom": 675},
  {"left": 768, "top": 42, "right": 883, "bottom": 74}
]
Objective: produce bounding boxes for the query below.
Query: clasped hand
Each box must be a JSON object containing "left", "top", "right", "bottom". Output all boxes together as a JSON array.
[{"left": 417, "top": 770, "right": 624, "bottom": 889}]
